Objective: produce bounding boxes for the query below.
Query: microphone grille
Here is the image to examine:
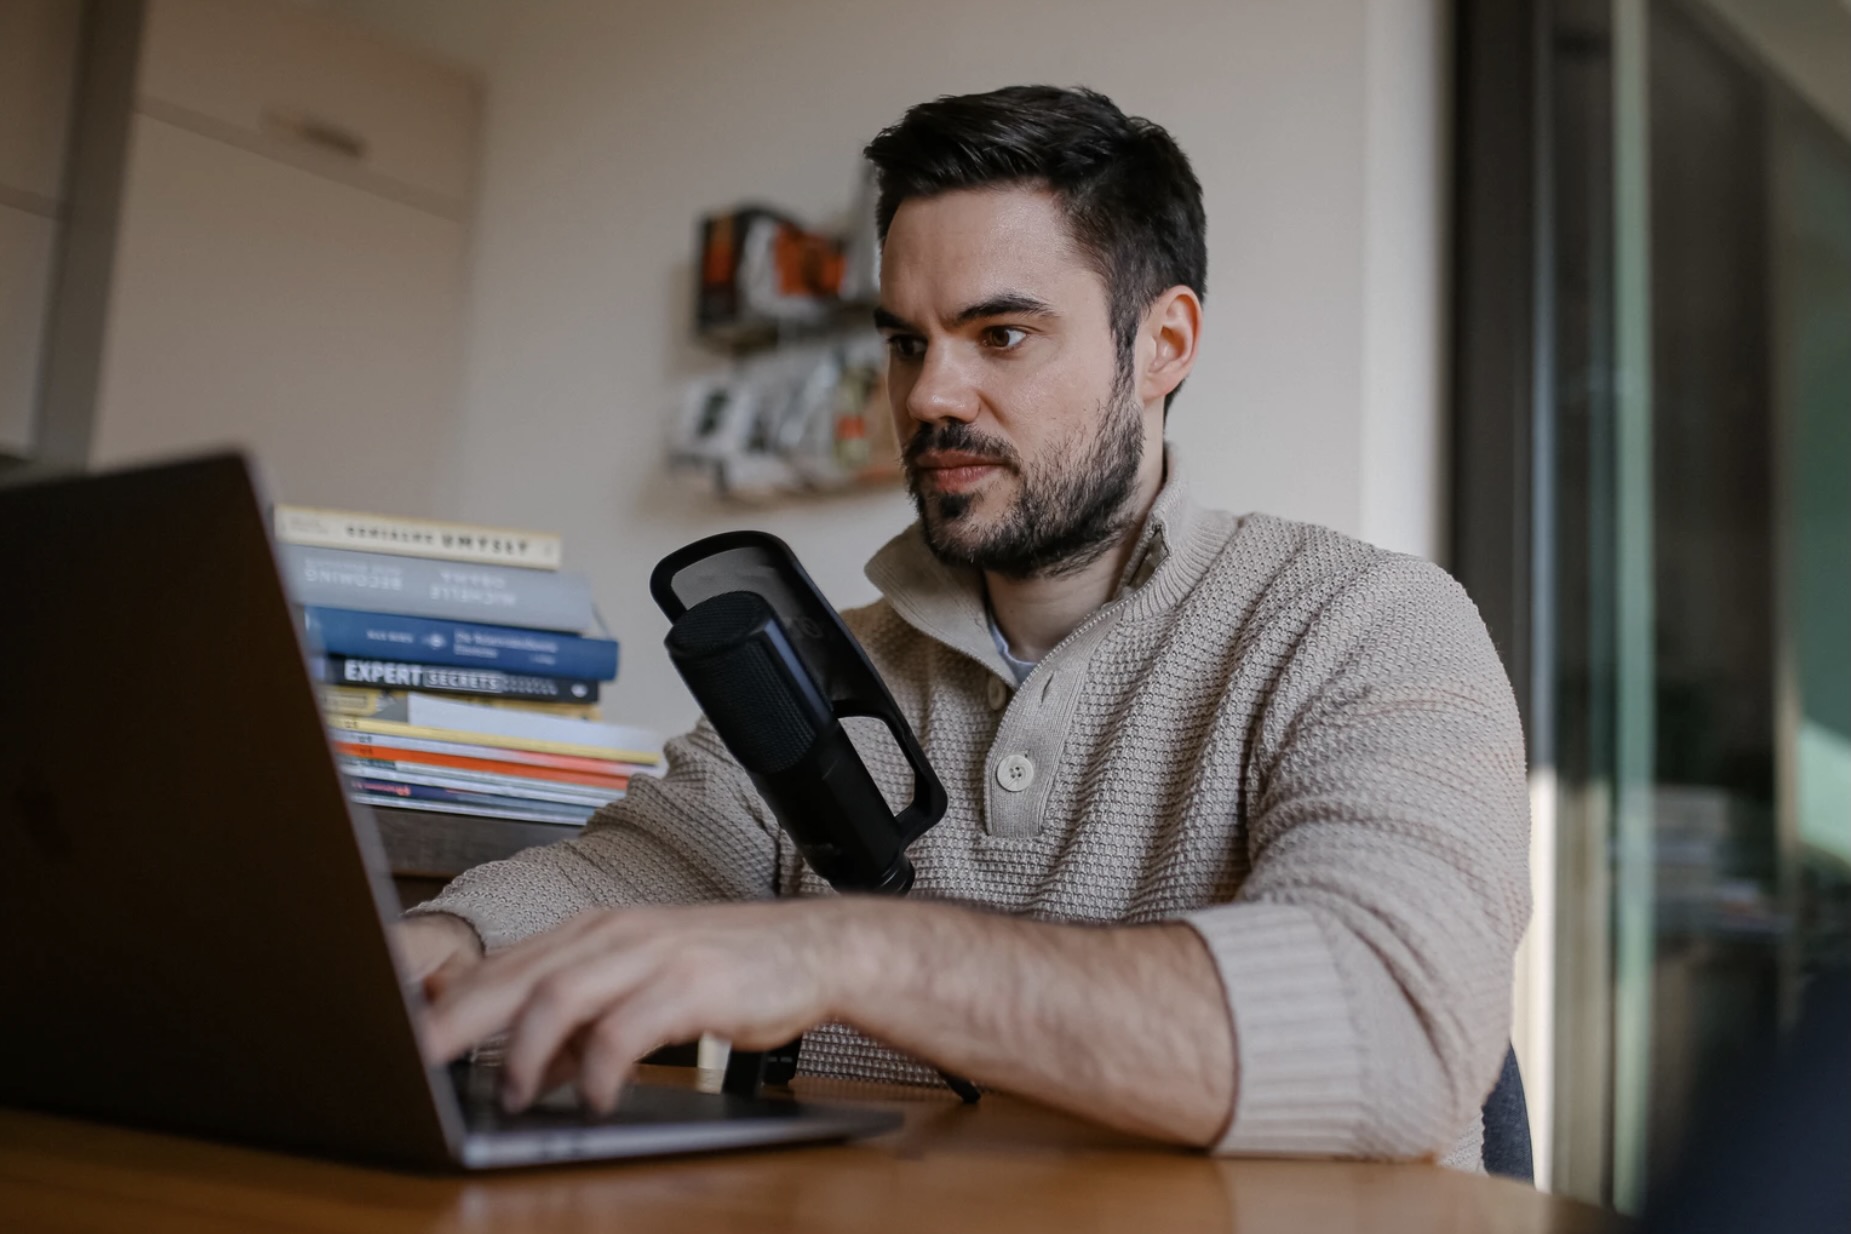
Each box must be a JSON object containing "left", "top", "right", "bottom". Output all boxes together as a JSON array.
[
  {"left": 667, "top": 592, "right": 821, "bottom": 774},
  {"left": 665, "top": 590, "right": 773, "bottom": 656}
]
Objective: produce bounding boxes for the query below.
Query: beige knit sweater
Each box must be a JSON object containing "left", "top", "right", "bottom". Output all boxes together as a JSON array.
[{"left": 413, "top": 462, "right": 1531, "bottom": 1167}]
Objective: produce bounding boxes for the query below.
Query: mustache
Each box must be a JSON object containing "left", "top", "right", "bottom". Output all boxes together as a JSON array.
[{"left": 901, "top": 422, "right": 1022, "bottom": 470}]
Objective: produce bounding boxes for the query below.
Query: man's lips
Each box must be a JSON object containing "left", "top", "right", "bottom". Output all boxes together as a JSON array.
[
  {"left": 914, "top": 450, "right": 1006, "bottom": 470},
  {"left": 912, "top": 452, "right": 1010, "bottom": 493}
]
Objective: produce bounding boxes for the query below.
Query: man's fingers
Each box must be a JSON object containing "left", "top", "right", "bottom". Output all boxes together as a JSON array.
[
  {"left": 423, "top": 961, "right": 545, "bottom": 1064},
  {"left": 571, "top": 966, "right": 813, "bottom": 1115},
  {"left": 541, "top": 1032, "right": 588, "bottom": 1093},
  {"left": 498, "top": 942, "right": 665, "bottom": 1109},
  {"left": 423, "top": 952, "right": 474, "bottom": 1002},
  {"left": 502, "top": 940, "right": 736, "bottom": 1114},
  {"left": 422, "top": 911, "right": 648, "bottom": 1063},
  {"left": 577, "top": 993, "right": 699, "bottom": 1116},
  {"left": 511, "top": 1003, "right": 676, "bottom": 1117}
]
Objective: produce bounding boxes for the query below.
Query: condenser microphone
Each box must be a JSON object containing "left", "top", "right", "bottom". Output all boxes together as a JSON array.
[
  {"left": 664, "top": 588, "right": 916, "bottom": 893},
  {"left": 651, "top": 530, "right": 948, "bottom": 895},
  {"left": 652, "top": 533, "right": 977, "bottom": 1104}
]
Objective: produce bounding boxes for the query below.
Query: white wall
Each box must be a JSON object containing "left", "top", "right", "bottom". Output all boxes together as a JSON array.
[
  {"left": 1361, "top": 0, "right": 1450, "bottom": 566},
  {"left": 444, "top": 0, "right": 1448, "bottom": 735}
]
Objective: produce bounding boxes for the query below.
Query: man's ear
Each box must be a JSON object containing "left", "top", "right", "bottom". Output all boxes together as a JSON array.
[{"left": 1137, "top": 286, "right": 1202, "bottom": 407}]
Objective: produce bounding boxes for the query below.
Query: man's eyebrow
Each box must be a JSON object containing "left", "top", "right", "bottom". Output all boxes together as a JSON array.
[
  {"left": 951, "top": 293, "right": 1057, "bottom": 326},
  {"left": 873, "top": 294, "right": 1059, "bottom": 335},
  {"left": 872, "top": 306, "right": 915, "bottom": 332}
]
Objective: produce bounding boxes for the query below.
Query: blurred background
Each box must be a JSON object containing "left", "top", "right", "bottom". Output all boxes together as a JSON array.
[{"left": 0, "top": 0, "right": 1844, "bottom": 1216}]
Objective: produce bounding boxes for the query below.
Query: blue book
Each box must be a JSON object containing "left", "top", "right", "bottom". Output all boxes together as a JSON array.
[{"left": 302, "top": 606, "right": 619, "bottom": 681}]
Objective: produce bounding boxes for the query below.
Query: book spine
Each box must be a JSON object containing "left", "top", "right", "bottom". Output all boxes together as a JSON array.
[
  {"left": 326, "top": 715, "right": 659, "bottom": 764},
  {"left": 278, "top": 545, "right": 594, "bottom": 632},
  {"left": 349, "top": 794, "right": 591, "bottom": 827},
  {"left": 332, "top": 741, "right": 630, "bottom": 791},
  {"left": 317, "top": 687, "right": 601, "bottom": 724},
  {"left": 274, "top": 505, "right": 563, "bottom": 570},
  {"left": 345, "top": 779, "right": 599, "bottom": 819},
  {"left": 406, "top": 692, "right": 656, "bottom": 754},
  {"left": 341, "top": 764, "right": 617, "bottom": 809},
  {"left": 330, "top": 729, "right": 642, "bottom": 775},
  {"left": 324, "top": 657, "right": 601, "bottom": 703},
  {"left": 302, "top": 607, "right": 619, "bottom": 681}
]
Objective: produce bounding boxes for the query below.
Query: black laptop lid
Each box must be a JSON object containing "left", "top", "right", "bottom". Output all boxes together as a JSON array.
[{"left": 0, "top": 454, "right": 457, "bottom": 1167}]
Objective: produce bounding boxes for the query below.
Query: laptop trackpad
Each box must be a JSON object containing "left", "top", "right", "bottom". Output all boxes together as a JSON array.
[
  {"left": 450, "top": 1062, "right": 902, "bottom": 1167},
  {"left": 455, "top": 1062, "right": 804, "bottom": 1130}
]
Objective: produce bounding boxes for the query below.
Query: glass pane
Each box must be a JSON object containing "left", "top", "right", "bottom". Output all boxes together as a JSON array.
[
  {"left": 1547, "top": 0, "right": 1851, "bottom": 1211},
  {"left": 1635, "top": 1, "right": 1783, "bottom": 1211},
  {"left": 1772, "top": 92, "right": 1851, "bottom": 974},
  {"left": 1546, "top": 0, "right": 1622, "bottom": 1202}
]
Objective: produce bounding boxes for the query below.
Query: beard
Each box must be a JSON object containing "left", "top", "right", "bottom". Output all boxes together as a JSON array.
[{"left": 902, "top": 387, "right": 1146, "bottom": 581}]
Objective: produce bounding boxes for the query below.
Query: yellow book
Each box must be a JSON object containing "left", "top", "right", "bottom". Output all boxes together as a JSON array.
[{"left": 326, "top": 715, "right": 660, "bottom": 765}]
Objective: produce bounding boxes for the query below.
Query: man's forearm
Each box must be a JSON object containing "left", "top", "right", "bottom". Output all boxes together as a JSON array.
[{"left": 829, "top": 899, "right": 1237, "bottom": 1146}]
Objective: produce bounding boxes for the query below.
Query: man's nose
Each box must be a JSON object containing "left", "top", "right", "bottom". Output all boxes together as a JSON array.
[{"left": 903, "top": 347, "right": 980, "bottom": 425}]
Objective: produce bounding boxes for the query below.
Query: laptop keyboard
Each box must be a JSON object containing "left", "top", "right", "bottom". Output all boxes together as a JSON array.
[{"left": 449, "top": 1060, "right": 802, "bottom": 1132}]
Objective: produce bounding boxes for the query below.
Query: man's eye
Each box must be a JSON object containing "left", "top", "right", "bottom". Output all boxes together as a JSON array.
[
  {"left": 885, "top": 335, "right": 925, "bottom": 360},
  {"left": 981, "top": 326, "right": 1029, "bottom": 350}
]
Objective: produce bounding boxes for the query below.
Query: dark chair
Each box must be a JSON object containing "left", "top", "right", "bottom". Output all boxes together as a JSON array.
[{"left": 1481, "top": 1044, "right": 1533, "bottom": 1181}]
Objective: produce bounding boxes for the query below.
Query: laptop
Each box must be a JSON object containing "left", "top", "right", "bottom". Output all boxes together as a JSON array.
[{"left": 0, "top": 453, "right": 900, "bottom": 1169}]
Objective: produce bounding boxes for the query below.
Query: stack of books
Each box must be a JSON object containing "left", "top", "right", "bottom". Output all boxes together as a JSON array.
[{"left": 274, "top": 505, "right": 660, "bottom": 826}]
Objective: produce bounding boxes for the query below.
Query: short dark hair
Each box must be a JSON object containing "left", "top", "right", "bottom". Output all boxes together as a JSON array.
[{"left": 864, "top": 85, "right": 1207, "bottom": 411}]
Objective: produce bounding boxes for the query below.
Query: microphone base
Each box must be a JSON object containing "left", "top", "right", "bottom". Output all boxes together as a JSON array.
[
  {"left": 867, "top": 855, "right": 915, "bottom": 897},
  {"left": 720, "top": 1038, "right": 803, "bottom": 1097}
]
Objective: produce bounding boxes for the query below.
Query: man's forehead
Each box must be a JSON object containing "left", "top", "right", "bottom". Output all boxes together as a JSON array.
[{"left": 879, "top": 186, "right": 1099, "bottom": 314}]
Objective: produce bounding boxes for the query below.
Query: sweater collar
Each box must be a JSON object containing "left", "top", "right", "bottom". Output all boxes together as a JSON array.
[{"left": 864, "top": 447, "right": 1208, "bottom": 675}]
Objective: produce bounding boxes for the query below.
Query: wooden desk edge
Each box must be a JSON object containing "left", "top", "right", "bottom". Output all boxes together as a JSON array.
[{"left": 0, "top": 1071, "right": 1631, "bottom": 1234}]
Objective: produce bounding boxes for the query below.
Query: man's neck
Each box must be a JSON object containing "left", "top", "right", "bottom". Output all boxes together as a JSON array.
[{"left": 985, "top": 454, "right": 1166, "bottom": 664}]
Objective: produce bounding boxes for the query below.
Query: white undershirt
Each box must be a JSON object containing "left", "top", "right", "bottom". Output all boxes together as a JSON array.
[{"left": 986, "top": 607, "right": 1039, "bottom": 685}]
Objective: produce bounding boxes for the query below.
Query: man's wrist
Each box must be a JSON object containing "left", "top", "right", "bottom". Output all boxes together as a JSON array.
[
  {"left": 407, "top": 908, "right": 486, "bottom": 957},
  {"left": 810, "top": 896, "right": 910, "bottom": 1024}
]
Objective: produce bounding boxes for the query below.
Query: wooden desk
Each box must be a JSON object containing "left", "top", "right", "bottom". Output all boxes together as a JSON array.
[{"left": 1, "top": 1071, "right": 1627, "bottom": 1234}]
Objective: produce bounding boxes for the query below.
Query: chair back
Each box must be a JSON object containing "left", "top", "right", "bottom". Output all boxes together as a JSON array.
[{"left": 1482, "top": 1044, "right": 1533, "bottom": 1182}]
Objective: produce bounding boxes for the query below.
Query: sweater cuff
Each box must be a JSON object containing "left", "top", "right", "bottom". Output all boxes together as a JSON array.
[
  {"left": 1183, "top": 902, "right": 1366, "bottom": 1156},
  {"left": 402, "top": 900, "right": 490, "bottom": 950},
  {"left": 402, "top": 857, "right": 590, "bottom": 952}
]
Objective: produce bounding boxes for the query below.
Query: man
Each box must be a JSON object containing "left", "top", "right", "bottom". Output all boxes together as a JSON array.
[{"left": 399, "top": 85, "right": 1530, "bottom": 1168}]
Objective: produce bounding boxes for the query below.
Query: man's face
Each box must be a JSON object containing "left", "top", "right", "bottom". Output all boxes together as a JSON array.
[{"left": 877, "top": 187, "right": 1149, "bottom": 580}]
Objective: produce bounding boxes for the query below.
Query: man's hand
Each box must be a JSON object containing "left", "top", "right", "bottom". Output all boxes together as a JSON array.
[
  {"left": 418, "top": 896, "right": 1236, "bottom": 1147},
  {"left": 420, "top": 900, "right": 863, "bottom": 1114},
  {"left": 392, "top": 912, "right": 485, "bottom": 997}
]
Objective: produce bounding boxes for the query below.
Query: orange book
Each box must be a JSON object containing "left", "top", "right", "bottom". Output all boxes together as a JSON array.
[
  {"left": 330, "top": 727, "right": 647, "bottom": 776},
  {"left": 333, "top": 742, "right": 630, "bottom": 792}
]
